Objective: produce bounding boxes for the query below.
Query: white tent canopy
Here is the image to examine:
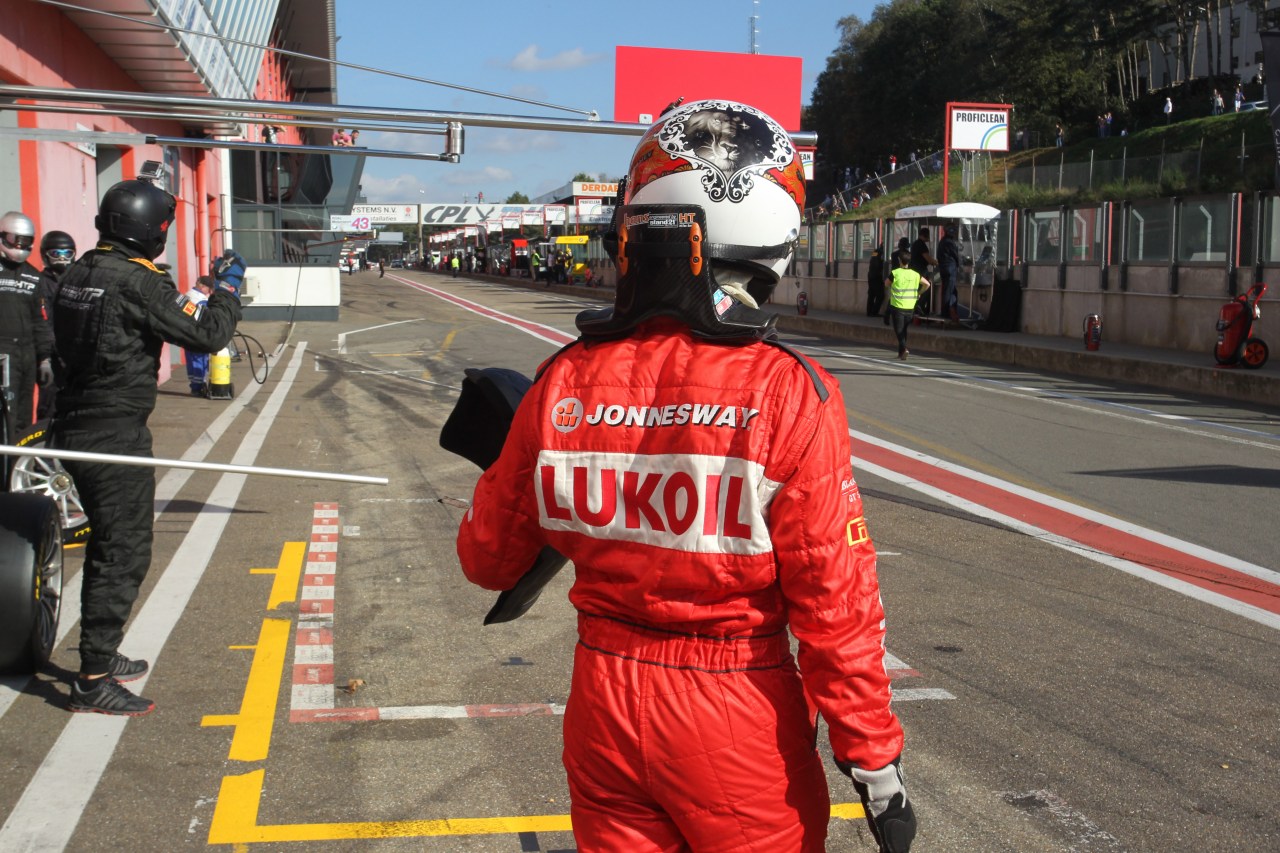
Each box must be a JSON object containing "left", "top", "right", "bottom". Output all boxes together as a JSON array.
[{"left": 894, "top": 202, "right": 1001, "bottom": 223}]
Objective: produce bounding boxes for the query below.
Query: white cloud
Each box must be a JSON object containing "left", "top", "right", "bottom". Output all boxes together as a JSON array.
[
  {"left": 437, "top": 166, "right": 514, "bottom": 188},
  {"left": 508, "top": 84, "right": 545, "bottom": 100},
  {"left": 475, "top": 131, "right": 561, "bottom": 154},
  {"left": 353, "top": 130, "right": 442, "bottom": 155},
  {"left": 358, "top": 173, "right": 430, "bottom": 201},
  {"left": 507, "top": 45, "right": 603, "bottom": 72},
  {"left": 358, "top": 167, "right": 516, "bottom": 203}
]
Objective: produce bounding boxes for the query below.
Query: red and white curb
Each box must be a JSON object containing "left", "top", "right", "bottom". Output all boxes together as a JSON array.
[
  {"left": 287, "top": 502, "right": 952, "bottom": 724},
  {"left": 290, "top": 503, "right": 338, "bottom": 718}
]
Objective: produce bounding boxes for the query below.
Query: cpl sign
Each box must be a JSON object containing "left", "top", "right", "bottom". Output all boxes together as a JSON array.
[{"left": 421, "top": 203, "right": 545, "bottom": 226}]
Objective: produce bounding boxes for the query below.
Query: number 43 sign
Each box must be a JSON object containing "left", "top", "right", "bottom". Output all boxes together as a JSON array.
[{"left": 330, "top": 215, "right": 372, "bottom": 232}]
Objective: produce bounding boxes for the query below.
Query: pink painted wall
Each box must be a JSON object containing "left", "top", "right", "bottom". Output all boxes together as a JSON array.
[{"left": 0, "top": 0, "right": 233, "bottom": 383}]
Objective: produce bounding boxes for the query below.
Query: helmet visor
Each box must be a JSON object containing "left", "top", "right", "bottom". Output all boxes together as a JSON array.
[
  {"left": 46, "top": 247, "right": 74, "bottom": 261},
  {"left": 2, "top": 233, "right": 35, "bottom": 252}
]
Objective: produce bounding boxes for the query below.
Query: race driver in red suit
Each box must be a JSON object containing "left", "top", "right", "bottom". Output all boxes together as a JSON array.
[{"left": 457, "top": 100, "right": 916, "bottom": 853}]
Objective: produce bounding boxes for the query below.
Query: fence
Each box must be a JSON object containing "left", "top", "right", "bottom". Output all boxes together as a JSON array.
[
  {"left": 788, "top": 190, "right": 1280, "bottom": 352},
  {"left": 1005, "top": 143, "right": 1273, "bottom": 191},
  {"left": 808, "top": 151, "right": 996, "bottom": 222}
]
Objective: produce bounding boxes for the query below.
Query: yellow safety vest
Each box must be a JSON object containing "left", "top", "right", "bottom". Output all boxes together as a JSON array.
[{"left": 889, "top": 268, "right": 923, "bottom": 310}]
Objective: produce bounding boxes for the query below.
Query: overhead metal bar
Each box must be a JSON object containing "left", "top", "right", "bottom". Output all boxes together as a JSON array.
[
  {"left": 0, "top": 101, "right": 447, "bottom": 138},
  {"left": 0, "top": 84, "right": 820, "bottom": 145},
  {"left": 0, "top": 444, "right": 389, "bottom": 486},
  {"left": 0, "top": 127, "right": 453, "bottom": 162},
  {"left": 156, "top": 136, "right": 452, "bottom": 162}
]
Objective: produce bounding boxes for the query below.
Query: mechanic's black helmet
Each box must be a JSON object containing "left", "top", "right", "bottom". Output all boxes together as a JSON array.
[
  {"left": 95, "top": 179, "right": 176, "bottom": 260},
  {"left": 40, "top": 230, "right": 76, "bottom": 269}
]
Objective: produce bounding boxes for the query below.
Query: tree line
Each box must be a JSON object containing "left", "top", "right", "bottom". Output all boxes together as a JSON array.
[{"left": 804, "top": 0, "right": 1268, "bottom": 188}]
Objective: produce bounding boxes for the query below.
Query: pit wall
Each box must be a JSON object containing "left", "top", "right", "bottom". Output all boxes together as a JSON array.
[
  {"left": 790, "top": 194, "right": 1280, "bottom": 354},
  {"left": 240, "top": 266, "right": 341, "bottom": 322}
]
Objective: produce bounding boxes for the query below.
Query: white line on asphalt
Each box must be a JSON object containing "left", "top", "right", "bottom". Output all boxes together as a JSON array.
[
  {"left": 1001, "top": 790, "right": 1124, "bottom": 851},
  {"left": 337, "top": 318, "right": 420, "bottom": 354},
  {"left": 0, "top": 343, "right": 309, "bottom": 852},
  {"left": 0, "top": 350, "right": 278, "bottom": 722},
  {"left": 392, "top": 277, "right": 573, "bottom": 347},
  {"left": 790, "top": 341, "right": 1280, "bottom": 448},
  {"left": 853, "top": 429, "right": 1280, "bottom": 631},
  {"left": 856, "top": 428, "right": 1278, "bottom": 586}
]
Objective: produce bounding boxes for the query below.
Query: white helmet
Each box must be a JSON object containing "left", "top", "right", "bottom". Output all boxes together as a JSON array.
[
  {"left": 580, "top": 99, "right": 805, "bottom": 341},
  {"left": 0, "top": 211, "right": 36, "bottom": 265}
]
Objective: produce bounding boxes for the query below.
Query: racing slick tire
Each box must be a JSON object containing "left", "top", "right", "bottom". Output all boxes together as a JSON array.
[
  {"left": 0, "top": 494, "right": 64, "bottom": 673},
  {"left": 8, "top": 420, "right": 91, "bottom": 545}
]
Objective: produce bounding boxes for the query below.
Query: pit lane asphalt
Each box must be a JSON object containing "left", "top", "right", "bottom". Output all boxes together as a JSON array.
[{"left": 0, "top": 267, "right": 1275, "bottom": 852}]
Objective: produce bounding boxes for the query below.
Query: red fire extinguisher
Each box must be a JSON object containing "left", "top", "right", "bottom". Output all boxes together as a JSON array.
[
  {"left": 797, "top": 290, "right": 809, "bottom": 316},
  {"left": 1084, "top": 314, "right": 1102, "bottom": 350}
]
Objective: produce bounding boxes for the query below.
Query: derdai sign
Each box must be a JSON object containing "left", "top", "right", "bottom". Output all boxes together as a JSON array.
[{"left": 948, "top": 103, "right": 1011, "bottom": 151}]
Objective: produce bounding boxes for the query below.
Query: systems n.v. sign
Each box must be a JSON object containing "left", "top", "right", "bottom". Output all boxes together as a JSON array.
[{"left": 948, "top": 103, "right": 1012, "bottom": 152}]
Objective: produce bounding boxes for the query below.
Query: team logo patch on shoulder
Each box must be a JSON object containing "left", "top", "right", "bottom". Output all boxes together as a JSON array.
[
  {"left": 175, "top": 292, "right": 204, "bottom": 320},
  {"left": 551, "top": 397, "right": 585, "bottom": 433}
]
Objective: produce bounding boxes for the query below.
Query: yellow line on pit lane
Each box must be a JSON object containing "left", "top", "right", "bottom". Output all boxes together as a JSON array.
[
  {"left": 209, "top": 768, "right": 867, "bottom": 843},
  {"left": 201, "top": 618, "right": 291, "bottom": 763},
  {"left": 249, "top": 541, "right": 306, "bottom": 610},
  {"left": 207, "top": 534, "right": 868, "bottom": 843},
  {"left": 210, "top": 770, "right": 572, "bottom": 842}
]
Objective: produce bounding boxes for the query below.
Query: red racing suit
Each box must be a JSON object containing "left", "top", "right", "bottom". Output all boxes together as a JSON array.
[{"left": 457, "top": 318, "right": 904, "bottom": 852}]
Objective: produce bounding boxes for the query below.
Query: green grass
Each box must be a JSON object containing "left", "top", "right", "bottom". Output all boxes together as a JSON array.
[{"left": 831, "top": 109, "right": 1274, "bottom": 218}]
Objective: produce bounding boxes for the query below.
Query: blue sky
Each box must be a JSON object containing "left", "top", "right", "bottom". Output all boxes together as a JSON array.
[{"left": 333, "top": 1, "right": 878, "bottom": 204}]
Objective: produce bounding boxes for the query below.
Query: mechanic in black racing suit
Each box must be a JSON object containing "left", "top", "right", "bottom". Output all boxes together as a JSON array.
[
  {"left": 0, "top": 210, "right": 54, "bottom": 436},
  {"left": 51, "top": 177, "right": 242, "bottom": 716},
  {"left": 35, "top": 230, "right": 77, "bottom": 420}
]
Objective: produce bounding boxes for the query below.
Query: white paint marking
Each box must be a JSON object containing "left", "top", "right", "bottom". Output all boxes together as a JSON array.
[
  {"left": 893, "top": 688, "right": 956, "bottom": 701},
  {"left": 1002, "top": 790, "right": 1124, "bottom": 850},
  {"left": 0, "top": 344, "right": 310, "bottom": 851},
  {"left": 0, "top": 351, "right": 276, "bottom": 721},
  {"left": 797, "top": 340, "right": 1280, "bottom": 448},
  {"left": 852, "top": 430, "right": 1280, "bottom": 631},
  {"left": 293, "top": 645, "right": 333, "bottom": 665},
  {"left": 291, "top": 683, "right": 335, "bottom": 710},
  {"left": 337, "top": 318, "right": 421, "bottom": 354}
]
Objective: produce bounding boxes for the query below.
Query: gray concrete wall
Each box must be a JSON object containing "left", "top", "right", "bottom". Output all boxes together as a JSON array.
[{"left": 790, "top": 260, "right": 1275, "bottom": 357}]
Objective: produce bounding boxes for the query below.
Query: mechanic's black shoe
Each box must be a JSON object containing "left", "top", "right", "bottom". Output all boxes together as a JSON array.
[
  {"left": 69, "top": 677, "right": 155, "bottom": 716},
  {"left": 108, "top": 653, "right": 149, "bottom": 683}
]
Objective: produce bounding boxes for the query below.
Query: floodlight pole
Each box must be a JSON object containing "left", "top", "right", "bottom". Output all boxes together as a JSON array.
[{"left": 944, "top": 105, "right": 954, "bottom": 204}]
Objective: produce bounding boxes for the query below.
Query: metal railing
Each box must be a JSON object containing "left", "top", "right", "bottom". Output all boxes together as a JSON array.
[{"left": 1005, "top": 143, "right": 1273, "bottom": 191}]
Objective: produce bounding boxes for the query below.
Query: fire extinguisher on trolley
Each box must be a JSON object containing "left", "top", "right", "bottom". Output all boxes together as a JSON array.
[
  {"left": 797, "top": 290, "right": 809, "bottom": 316},
  {"left": 207, "top": 347, "right": 234, "bottom": 399},
  {"left": 1083, "top": 314, "right": 1103, "bottom": 351}
]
